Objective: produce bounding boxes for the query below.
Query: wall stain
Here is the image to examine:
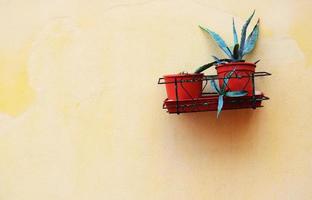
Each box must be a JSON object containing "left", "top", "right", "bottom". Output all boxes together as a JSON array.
[
  {"left": 290, "top": 29, "right": 312, "bottom": 66},
  {"left": 290, "top": 3, "right": 312, "bottom": 66},
  {"left": 0, "top": 45, "right": 35, "bottom": 116}
]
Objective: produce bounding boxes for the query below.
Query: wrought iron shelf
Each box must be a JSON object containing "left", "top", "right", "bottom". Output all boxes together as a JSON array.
[
  {"left": 163, "top": 93, "right": 269, "bottom": 114},
  {"left": 158, "top": 71, "right": 271, "bottom": 114}
]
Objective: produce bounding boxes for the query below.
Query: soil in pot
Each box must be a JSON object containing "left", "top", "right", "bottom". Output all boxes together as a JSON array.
[{"left": 163, "top": 73, "right": 203, "bottom": 100}]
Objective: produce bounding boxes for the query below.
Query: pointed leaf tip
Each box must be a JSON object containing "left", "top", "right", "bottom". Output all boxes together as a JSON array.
[
  {"left": 243, "top": 17, "right": 260, "bottom": 56},
  {"left": 232, "top": 18, "right": 238, "bottom": 45},
  {"left": 199, "top": 26, "right": 233, "bottom": 58},
  {"left": 217, "top": 95, "right": 224, "bottom": 118},
  {"left": 239, "top": 10, "right": 256, "bottom": 59}
]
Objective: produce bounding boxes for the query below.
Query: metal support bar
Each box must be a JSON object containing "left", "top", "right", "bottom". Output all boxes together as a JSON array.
[
  {"left": 158, "top": 71, "right": 271, "bottom": 85},
  {"left": 251, "top": 73, "right": 256, "bottom": 109},
  {"left": 174, "top": 77, "right": 180, "bottom": 114}
]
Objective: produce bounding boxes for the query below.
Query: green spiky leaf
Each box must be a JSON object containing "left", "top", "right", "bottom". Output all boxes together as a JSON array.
[
  {"left": 233, "top": 44, "right": 240, "bottom": 60},
  {"left": 194, "top": 59, "right": 234, "bottom": 73},
  {"left": 210, "top": 79, "right": 221, "bottom": 94},
  {"left": 222, "top": 68, "right": 236, "bottom": 92},
  {"left": 199, "top": 25, "right": 233, "bottom": 58},
  {"left": 225, "top": 91, "right": 248, "bottom": 97},
  {"left": 217, "top": 95, "right": 224, "bottom": 118},
  {"left": 194, "top": 61, "right": 216, "bottom": 73},
  {"left": 212, "top": 55, "right": 220, "bottom": 62},
  {"left": 232, "top": 18, "right": 238, "bottom": 45},
  {"left": 243, "top": 19, "right": 260, "bottom": 56},
  {"left": 239, "top": 10, "right": 255, "bottom": 59}
]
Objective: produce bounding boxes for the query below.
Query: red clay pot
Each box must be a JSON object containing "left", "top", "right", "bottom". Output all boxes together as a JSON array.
[
  {"left": 216, "top": 62, "right": 256, "bottom": 96},
  {"left": 163, "top": 73, "right": 203, "bottom": 100}
]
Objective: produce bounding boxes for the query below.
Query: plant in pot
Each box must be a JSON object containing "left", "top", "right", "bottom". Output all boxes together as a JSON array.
[
  {"left": 210, "top": 68, "right": 248, "bottom": 117},
  {"left": 163, "top": 72, "right": 204, "bottom": 101},
  {"left": 195, "top": 10, "right": 260, "bottom": 96}
]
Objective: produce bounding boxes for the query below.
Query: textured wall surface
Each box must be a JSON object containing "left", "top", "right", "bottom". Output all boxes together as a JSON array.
[{"left": 0, "top": 0, "right": 312, "bottom": 199}]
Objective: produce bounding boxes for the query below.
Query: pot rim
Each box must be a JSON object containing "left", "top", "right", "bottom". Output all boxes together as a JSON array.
[
  {"left": 163, "top": 73, "right": 204, "bottom": 78},
  {"left": 215, "top": 62, "right": 256, "bottom": 69}
]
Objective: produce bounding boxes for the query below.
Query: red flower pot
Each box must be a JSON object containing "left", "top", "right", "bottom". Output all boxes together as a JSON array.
[
  {"left": 163, "top": 73, "right": 203, "bottom": 100},
  {"left": 216, "top": 62, "right": 256, "bottom": 96}
]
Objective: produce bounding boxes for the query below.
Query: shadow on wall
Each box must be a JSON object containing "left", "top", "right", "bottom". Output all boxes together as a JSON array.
[{"left": 166, "top": 108, "right": 262, "bottom": 156}]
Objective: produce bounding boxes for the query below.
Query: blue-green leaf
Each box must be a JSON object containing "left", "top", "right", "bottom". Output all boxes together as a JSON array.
[
  {"left": 217, "top": 95, "right": 224, "bottom": 118},
  {"left": 212, "top": 55, "right": 221, "bottom": 62},
  {"left": 210, "top": 80, "right": 221, "bottom": 94},
  {"left": 225, "top": 90, "right": 248, "bottom": 97},
  {"left": 239, "top": 10, "right": 255, "bottom": 59},
  {"left": 233, "top": 44, "right": 240, "bottom": 60},
  {"left": 243, "top": 19, "right": 259, "bottom": 56},
  {"left": 194, "top": 61, "right": 216, "bottom": 73},
  {"left": 232, "top": 18, "right": 238, "bottom": 45},
  {"left": 199, "top": 25, "right": 233, "bottom": 58},
  {"left": 222, "top": 68, "right": 236, "bottom": 92}
]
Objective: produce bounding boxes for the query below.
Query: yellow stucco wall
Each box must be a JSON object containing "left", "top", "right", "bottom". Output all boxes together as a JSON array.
[{"left": 0, "top": 0, "right": 312, "bottom": 199}]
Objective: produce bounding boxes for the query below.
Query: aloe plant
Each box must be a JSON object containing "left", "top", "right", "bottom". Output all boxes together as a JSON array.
[
  {"left": 195, "top": 10, "right": 260, "bottom": 73},
  {"left": 210, "top": 69, "right": 248, "bottom": 117}
]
